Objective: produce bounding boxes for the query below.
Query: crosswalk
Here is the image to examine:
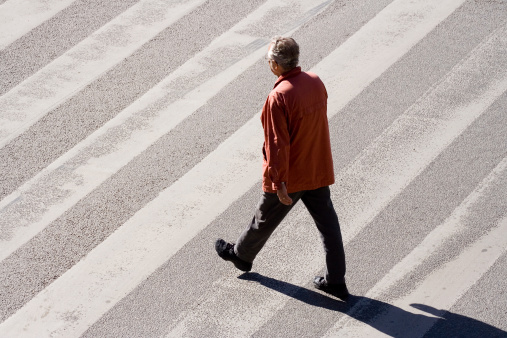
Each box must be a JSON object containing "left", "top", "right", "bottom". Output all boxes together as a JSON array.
[
  {"left": 0, "top": 0, "right": 78, "bottom": 50},
  {"left": 1, "top": 0, "right": 506, "bottom": 337}
]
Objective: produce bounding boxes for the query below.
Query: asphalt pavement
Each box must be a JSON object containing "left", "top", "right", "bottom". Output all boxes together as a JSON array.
[{"left": 0, "top": 0, "right": 506, "bottom": 337}]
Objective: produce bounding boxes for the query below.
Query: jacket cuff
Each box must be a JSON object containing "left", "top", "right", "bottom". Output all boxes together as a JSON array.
[{"left": 272, "top": 182, "right": 284, "bottom": 191}]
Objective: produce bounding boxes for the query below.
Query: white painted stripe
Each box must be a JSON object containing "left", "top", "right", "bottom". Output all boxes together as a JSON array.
[
  {"left": 0, "top": 0, "right": 78, "bottom": 50},
  {"left": 0, "top": 0, "right": 207, "bottom": 148},
  {"left": 166, "top": 15, "right": 507, "bottom": 338},
  {"left": 324, "top": 156, "right": 507, "bottom": 337},
  {"left": 0, "top": 0, "right": 476, "bottom": 336},
  {"left": 334, "top": 23, "right": 507, "bottom": 244},
  {"left": 370, "top": 157, "right": 507, "bottom": 299},
  {"left": 0, "top": 0, "right": 330, "bottom": 263},
  {"left": 332, "top": 215, "right": 507, "bottom": 337}
]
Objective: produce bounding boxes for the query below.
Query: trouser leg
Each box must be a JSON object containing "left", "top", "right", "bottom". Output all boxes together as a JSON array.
[
  {"left": 301, "top": 186, "right": 346, "bottom": 284},
  {"left": 235, "top": 191, "right": 302, "bottom": 263}
]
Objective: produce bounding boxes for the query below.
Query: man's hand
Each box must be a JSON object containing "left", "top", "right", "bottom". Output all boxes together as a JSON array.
[{"left": 277, "top": 182, "right": 293, "bottom": 205}]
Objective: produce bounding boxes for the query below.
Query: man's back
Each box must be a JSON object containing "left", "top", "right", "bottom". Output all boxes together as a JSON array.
[{"left": 261, "top": 67, "right": 335, "bottom": 193}]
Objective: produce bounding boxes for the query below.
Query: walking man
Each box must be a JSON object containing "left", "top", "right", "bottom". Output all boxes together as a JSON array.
[{"left": 215, "top": 36, "right": 348, "bottom": 300}]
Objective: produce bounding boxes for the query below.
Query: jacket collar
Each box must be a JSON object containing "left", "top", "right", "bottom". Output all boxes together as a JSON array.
[{"left": 273, "top": 66, "right": 301, "bottom": 88}]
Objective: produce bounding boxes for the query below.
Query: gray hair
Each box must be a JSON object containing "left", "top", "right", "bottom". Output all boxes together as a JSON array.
[{"left": 267, "top": 36, "right": 299, "bottom": 70}]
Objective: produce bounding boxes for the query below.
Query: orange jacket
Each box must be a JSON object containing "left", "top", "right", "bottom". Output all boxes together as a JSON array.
[{"left": 261, "top": 67, "right": 335, "bottom": 193}]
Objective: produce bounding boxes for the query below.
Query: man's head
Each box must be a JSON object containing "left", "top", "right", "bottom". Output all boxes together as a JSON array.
[{"left": 267, "top": 36, "right": 299, "bottom": 76}]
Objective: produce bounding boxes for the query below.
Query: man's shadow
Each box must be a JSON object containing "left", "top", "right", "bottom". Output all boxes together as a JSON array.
[{"left": 238, "top": 272, "right": 507, "bottom": 338}]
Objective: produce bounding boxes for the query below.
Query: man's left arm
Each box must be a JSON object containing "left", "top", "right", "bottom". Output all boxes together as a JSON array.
[{"left": 264, "top": 93, "right": 292, "bottom": 205}]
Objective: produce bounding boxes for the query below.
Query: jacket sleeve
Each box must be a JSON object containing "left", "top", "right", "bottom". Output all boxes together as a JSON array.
[{"left": 263, "top": 92, "right": 290, "bottom": 190}]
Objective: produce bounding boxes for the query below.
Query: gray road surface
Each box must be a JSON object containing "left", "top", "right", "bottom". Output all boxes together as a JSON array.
[{"left": 0, "top": 0, "right": 506, "bottom": 337}]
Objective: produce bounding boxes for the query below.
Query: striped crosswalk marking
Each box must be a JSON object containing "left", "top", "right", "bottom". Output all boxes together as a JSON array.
[
  {"left": 165, "top": 11, "right": 507, "bottom": 337},
  {"left": 0, "top": 0, "right": 333, "bottom": 266},
  {"left": 1, "top": 0, "right": 506, "bottom": 336},
  {"left": 0, "top": 0, "right": 78, "bottom": 50},
  {"left": 336, "top": 21, "right": 507, "bottom": 243},
  {"left": 1, "top": 0, "right": 489, "bottom": 336},
  {"left": 330, "top": 214, "right": 507, "bottom": 337},
  {"left": 324, "top": 156, "right": 507, "bottom": 337},
  {"left": 0, "top": 0, "right": 207, "bottom": 147}
]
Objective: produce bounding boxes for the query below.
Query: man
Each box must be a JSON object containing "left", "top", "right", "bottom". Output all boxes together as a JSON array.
[{"left": 215, "top": 36, "right": 348, "bottom": 300}]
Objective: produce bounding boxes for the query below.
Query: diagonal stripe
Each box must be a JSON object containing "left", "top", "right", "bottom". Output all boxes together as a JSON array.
[
  {"left": 0, "top": 0, "right": 476, "bottom": 336},
  {"left": 0, "top": 0, "right": 331, "bottom": 264},
  {"left": 0, "top": 0, "right": 207, "bottom": 148},
  {"left": 0, "top": 0, "right": 78, "bottom": 50},
  {"left": 324, "top": 156, "right": 507, "bottom": 336},
  {"left": 331, "top": 214, "right": 507, "bottom": 337},
  {"left": 389, "top": 216, "right": 507, "bottom": 336},
  {"left": 334, "top": 24, "right": 507, "bottom": 244}
]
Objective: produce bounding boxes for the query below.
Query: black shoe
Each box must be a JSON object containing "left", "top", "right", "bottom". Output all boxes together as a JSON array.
[
  {"left": 215, "top": 239, "right": 252, "bottom": 272},
  {"left": 313, "top": 276, "right": 349, "bottom": 300}
]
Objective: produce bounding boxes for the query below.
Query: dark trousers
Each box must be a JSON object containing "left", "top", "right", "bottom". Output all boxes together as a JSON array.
[{"left": 235, "top": 186, "right": 346, "bottom": 284}]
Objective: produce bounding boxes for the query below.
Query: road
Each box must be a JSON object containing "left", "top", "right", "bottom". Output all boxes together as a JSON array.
[{"left": 1, "top": 0, "right": 506, "bottom": 337}]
